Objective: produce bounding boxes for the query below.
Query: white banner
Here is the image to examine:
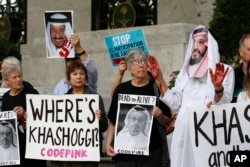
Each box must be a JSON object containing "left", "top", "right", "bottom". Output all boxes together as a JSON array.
[
  {"left": 188, "top": 101, "right": 250, "bottom": 167},
  {"left": 25, "top": 94, "right": 100, "bottom": 161}
]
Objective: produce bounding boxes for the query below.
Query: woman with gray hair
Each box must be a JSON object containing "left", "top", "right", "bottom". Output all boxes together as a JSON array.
[
  {"left": 1, "top": 64, "right": 46, "bottom": 167},
  {"left": 0, "top": 56, "right": 35, "bottom": 89},
  {"left": 106, "top": 49, "right": 171, "bottom": 167}
]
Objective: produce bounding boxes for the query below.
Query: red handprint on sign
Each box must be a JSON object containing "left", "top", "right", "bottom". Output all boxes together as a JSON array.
[{"left": 57, "top": 39, "right": 73, "bottom": 58}]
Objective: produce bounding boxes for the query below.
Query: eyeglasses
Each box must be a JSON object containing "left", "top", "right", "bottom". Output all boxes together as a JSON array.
[
  {"left": 0, "top": 131, "right": 12, "bottom": 137},
  {"left": 131, "top": 60, "right": 147, "bottom": 67}
]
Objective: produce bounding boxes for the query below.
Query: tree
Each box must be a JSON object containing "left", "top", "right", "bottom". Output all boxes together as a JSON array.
[
  {"left": 0, "top": 38, "right": 21, "bottom": 62},
  {"left": 209, "top": 0, "right": 250, "bottom": 64}
]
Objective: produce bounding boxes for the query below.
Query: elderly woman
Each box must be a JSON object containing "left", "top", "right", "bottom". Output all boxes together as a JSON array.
[
  {"left": 106, "top": 49, "right": 171, "bottom": 167},
  {"left": 0, "top": 56, "right": 35, "bottom": 89},
  {"left": 0, "top": 120, "right": 19, "bottom": 161},
  {"left": 59, "top": 61, "right": 107, "bottom": 167},
  {"left": 1, "top": 64, "right": 47, "bottom": 167}
]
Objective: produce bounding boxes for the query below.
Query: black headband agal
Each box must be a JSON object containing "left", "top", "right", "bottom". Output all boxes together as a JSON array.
[
  {"left": 47, "top": 18, "right": 70, "bottom": 23},
  {"left": 0, "top": 121, "right": 10, "bottom": 126},
  {"left": 193, "top": 28, "right": 208, "bottom": 35}
]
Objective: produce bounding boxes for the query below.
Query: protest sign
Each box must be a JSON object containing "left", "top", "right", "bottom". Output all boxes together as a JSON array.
[
  {"left": 44, "top": 10, "right": 75, "bottom": 58},
  {"left": 0, "top": 111, "right": 20, "bottom": 166},
  {"left": 188, "top": 102, "right": 250, "bottom": 167},
  {"left": 114, "top": 94, "right": 156, "bottom": 155},
  {"left": 25, "top": 94, "right": 100, "bottom": 161},
  {"left": 104, "top": 28, "right": 149, "bottom": 66}
]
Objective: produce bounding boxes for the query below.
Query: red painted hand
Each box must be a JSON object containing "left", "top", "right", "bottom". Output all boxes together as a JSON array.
[
  {"left": 209, "top": 63, "right": 229, "bottom": 87},
  {"left": 58, "top": 39, "right": 73, "bottom": 58},
  {"left": 148, "top": 55, "right": 159, "bottom": 78}
]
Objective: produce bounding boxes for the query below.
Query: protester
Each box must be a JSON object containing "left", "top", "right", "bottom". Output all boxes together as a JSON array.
[
  {"left": 237, "top": 60, "right": 250, "bottom": 102},
  {"left": 54, "top": 34, "right": 98, "bottom": 94},
  {"left": 106, "top": 49, "right": 171, "bottom": 167},
  {"left": 232, "top": 34, "right": 250, "bottom": 102},
  {"left": 154, "top": 25, "right": 235, "bottom": 167},
  {"left": 0, "top": 121, "right": 19, "bottom": 161},
  {"left": 111, "top": 60, "right": 177, "bottom": 134},
  {"left": 1, "top": 64, "right": 46, "bottom": 167},
  {"left": 1, "top": 56, "right": 35, "bottom": 89},
  {"left": 57, "top": 61, "right": 107, "bottom": 167},
  {"left": 115, "top": 105, "right": 151, "bottom": 150}
]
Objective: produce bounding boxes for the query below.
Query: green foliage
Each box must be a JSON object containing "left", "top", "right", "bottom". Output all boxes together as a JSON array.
[
  {"left": 168, "top": 70, "right": 180, "bottom": 89},
  {"left": 0, "top": 38, "right": 21, "bottom": 62},
  {"left": 209, "top": 0, "right": 250, "bottom": 64}
]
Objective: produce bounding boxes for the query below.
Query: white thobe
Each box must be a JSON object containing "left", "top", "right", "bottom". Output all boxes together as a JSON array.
[{"left": 161, "top": 65, "right": 234, "bottom": 167}]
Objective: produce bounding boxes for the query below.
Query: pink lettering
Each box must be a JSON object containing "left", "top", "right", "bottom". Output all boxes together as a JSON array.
[
  {"left": 41, "top": 148, "right": 45, "bottom": 156},
  {"left": 54, "top": 149, "right": 60, "bottom": 157},
  {"left": 65, "top": 149, "right": 71, "bottom": 157},
  {"left": 47, "top": 149, "right": 53, "bottom": 156},
  {"left": 40, "top": 148, "right": 88, "bottom": 159}
]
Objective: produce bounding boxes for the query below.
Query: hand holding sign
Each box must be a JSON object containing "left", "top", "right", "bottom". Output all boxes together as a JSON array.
[{"left": 104, "top": 28, "right": 149, "bottom": 66}]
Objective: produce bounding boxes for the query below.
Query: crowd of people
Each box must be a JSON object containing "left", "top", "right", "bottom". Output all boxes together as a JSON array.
[{"left": 0, "top": 13, "right": 249, "bottom": 167}]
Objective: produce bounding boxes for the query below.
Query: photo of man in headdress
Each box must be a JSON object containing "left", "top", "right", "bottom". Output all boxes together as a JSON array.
[
  {"left": 0, "top": 120, "right": 20, "bottom": 162},
  {"left": 115, "top": 104, "right": 152, "bottom": 151},
  {"left": 44, "top": 10, "right": 75, "bottom": 58}
]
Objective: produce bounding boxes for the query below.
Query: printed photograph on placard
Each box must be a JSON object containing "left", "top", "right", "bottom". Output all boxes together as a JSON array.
[{"left": 44, "top": 10, "right": 75, "bottom": 58}]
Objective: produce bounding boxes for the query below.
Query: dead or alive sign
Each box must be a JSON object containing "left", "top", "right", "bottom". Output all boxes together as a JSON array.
[
  {"left": 104, "top": 28, "right": 149, "bottom": 66},
  {"left": 114, "top": 94, "right": 156, "bottom": 156},
  {"left": 25, "top": 94, "right": 100, "bottom": 161},
  {"left": 188, "top": 102, "right": 250, "bottom": 167},
  {"left": 0, "top": 111, "right": 20, "bottom": 166}
]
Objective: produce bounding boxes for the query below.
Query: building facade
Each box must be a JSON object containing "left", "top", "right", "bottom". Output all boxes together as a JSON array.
[{"left": 21, "top": 0, "right": 214, "bottom": 108}]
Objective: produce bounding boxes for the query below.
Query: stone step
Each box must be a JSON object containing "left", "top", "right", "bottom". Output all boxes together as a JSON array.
[
  {"left": 46, "top": 156, "right": 114, "bottom": 167},
  {"left": 99, "top": 156, "right": 115, "bottom": 167}
]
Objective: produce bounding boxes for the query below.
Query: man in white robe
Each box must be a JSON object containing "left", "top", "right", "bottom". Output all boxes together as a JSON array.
[{"left": 154, "top": 25, "right": 235, "bottom": 167}]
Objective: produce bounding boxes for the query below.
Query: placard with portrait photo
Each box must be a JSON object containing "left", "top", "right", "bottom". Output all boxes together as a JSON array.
[
  {"left": 114, "top": 94, "right": 156, "bottom": 155},
  {"left": 44, "top": 10, "right": 75, "bottom": 58},
  {"left": 0, "top": 111, "right": 20, "bottom": 166}
]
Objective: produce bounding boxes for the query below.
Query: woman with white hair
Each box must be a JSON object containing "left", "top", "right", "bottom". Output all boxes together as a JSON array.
[
  {"left": 1, "top": 64, "right": 46, "bottom": 167},
  {"left": 106, "top": 49, "right": 171, "bottom": 167},
  {"left": 0, "top": 56, "right": 35, "bottom": 89}
]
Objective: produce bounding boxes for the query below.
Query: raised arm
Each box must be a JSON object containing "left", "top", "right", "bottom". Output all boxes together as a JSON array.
[{"left": 111, "top": 60, "right": 127, "bottom": 96}]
